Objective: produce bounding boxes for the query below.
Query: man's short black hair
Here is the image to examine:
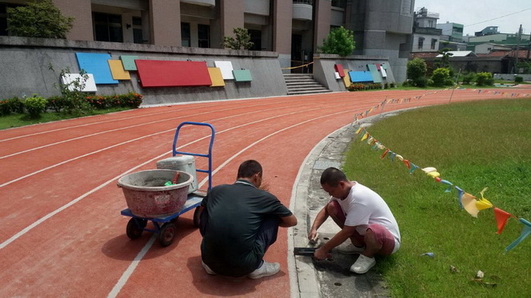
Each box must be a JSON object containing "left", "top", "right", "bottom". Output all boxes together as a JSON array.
[
  {"left": 320, "top": 167, "right": 348, "bottom": 187},
  {"left": 237, "top": 160, "right": 262, "bottom": 179}
]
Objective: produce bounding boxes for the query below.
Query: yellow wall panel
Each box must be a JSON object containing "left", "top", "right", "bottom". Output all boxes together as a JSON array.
[
  {"left": 108, "top": 60, "right": 131, "bottom": 80},
  {"left": 208, "top": 67, "right": 225, "bottom": 87},
  {"left": 342, "top": 69, "right": 351, "bottom": 88}
]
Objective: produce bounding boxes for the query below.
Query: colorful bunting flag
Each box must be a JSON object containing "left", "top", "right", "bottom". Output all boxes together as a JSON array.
[
  {"left": 461, "top": 192, "right": 480, "bottom": 217},
  {"left": 505, "top": 218, "right": 531, "bottom": 252},
  {"left": 494, "top": 207, "right": 512, "bottom": 234}
]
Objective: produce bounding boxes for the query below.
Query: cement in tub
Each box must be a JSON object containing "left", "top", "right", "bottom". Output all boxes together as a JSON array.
[{"left": 117, "top": 169, "right": 194, "bottom": 218}]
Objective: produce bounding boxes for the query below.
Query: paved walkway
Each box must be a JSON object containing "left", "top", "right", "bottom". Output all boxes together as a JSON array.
[{"left": 291, "top": 111, "right": 408, "bottom": 297}]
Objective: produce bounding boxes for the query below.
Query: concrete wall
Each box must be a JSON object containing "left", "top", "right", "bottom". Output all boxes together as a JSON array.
[
  {"left": 313, "top": 54, "right": 394, "bottom": 91},
  {"left": 0, "top": 36, "right": 287, "bottom": 105}
]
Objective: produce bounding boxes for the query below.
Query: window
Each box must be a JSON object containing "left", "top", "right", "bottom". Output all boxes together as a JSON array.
[
  {"left": 431, "top": 38, "right": 437, "bottom": 50},
  {"left": 93, "top": 12, "right": 123, "bottom": 42},
  {"left": 418, "top": 37, "right": 424, "bottom": 49},
  {"left": 248, "top": 29, "right": 262, "bottom": 51},
  {"left": 132, "top": 17, "right": 143, "bottom": 44},
  {"left": 198, "top": 24, "right": 210, "bottom": 48},
  {"left": 331, "top": 0, "right": 347, "bottom": 8},
  {"left": 181, "top": 22, "right": 190, "bottom": 47}
]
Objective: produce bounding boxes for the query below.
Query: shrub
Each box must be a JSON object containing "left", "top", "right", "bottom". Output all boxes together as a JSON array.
[
  {"left": 462, "top": 73, "right": 476, "bottom": 85},
  {"left": 515, "top": 76, "right": 523, "bottom": 83},
  {"left": 319, "top": 26, "right": 356, "bottom": 57},
  {"left": 407, "top": 58, "right": 428, "bottom": 87},
  {"left": 24, "top": 95, "right": 47, "bottom": 118},
  {"left": 431, "top": 68, "right": 451, "bottom": 87},
  {"left": 476, "top": 72, "right": 494, "bottom": 86},
  {"left": 7, "top": 0, "right": 74, "bottom": 39},
  {"left": 0, "top": 97, "right": 24, "bottom": 115},
  {"left": 222, "top": 28, "right": 253, "bottom": 50}
]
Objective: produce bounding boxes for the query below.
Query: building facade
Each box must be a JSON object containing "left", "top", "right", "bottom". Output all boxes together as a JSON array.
[
  {"left": 0, "top": 0, "right": 414, "bottom": 82},
  {"left": 411, "top": 7, "right": 441, "bottom": 53}
]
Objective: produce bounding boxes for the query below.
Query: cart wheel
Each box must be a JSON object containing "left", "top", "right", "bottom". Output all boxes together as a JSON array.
[
  {"left": 126, "top": 218, "right": 147, "bottom": 240},
  {"left": 193, "top": 207, "right": 201, "bottom": 228},
  {"left": 159, "top": 223, "right": 177, "bottom": 247}
]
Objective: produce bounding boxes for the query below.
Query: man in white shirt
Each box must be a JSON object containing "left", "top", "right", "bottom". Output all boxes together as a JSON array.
[{"left": 309, "top": 167, "right": 400, "bottom": 274}]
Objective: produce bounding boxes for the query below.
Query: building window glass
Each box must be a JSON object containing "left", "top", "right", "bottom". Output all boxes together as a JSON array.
[
  {"left": 418, "top": 37, "right": 424, "bottom": 49},
  {"left": 248, "top": 29, "right": 262, "bottom": 51},
  {"left": 431, "top": 38, "right": 437, "bottom": 50},
  {"left": 331, "top": 0, "right": 346, "bottom": 8},
  {"left": 198, "top": 24, "right": 210, "bottom": 48},
  {"left": 132, "top": 17, "right": 143, "bottom": 44},
  {"left": 181, "top": 22, "right": 190, "bottom": 47},
  {"left": 93, "top": 12, "right": 123, "bottom": 42}
]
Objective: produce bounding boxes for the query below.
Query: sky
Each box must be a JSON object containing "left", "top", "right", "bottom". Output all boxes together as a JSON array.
[{"left": 413, "top": 0, "right": 531, "bottom": 36}]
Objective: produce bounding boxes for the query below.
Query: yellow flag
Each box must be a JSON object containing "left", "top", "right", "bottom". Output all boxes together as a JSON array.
[
  {"left": 476, "top": 198, "right": 493, "bottom": 211},
  {"left": 355, "top": 127, "right": 363, "bottom": 135},
  {"left": 361, "top": 132, "right": 369, "bottom": 142}
]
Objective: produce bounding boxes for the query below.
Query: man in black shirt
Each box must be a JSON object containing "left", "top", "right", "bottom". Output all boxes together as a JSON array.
[{"left": 199, "top": 160, "right": 298, "bottom": 279}]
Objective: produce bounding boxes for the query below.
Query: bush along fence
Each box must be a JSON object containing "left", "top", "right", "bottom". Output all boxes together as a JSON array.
[{"left": 0, "top": 92, "right": 143, "bottom": 117}]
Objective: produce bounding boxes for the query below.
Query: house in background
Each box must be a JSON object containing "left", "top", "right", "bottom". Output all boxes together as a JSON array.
[{"left": 411, "top": 7, "right": 441, "bottom": 53}]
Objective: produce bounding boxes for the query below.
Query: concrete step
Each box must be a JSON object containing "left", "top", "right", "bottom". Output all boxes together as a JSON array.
[{"left": 283, "top": 73, "right": 330, "bottom": 95}]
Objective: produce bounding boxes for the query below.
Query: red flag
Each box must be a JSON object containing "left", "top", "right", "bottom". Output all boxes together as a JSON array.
[
  {"left": 381, "top": 148, "right": 390, "bottom": 159},
  {"left": 494, "top": 207, "right": 512, "bottom": 234}
]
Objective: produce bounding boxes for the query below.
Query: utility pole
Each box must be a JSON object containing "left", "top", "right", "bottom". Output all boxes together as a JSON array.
[{"left": 515, "top": 24, "right": 522, "bottom": 73}]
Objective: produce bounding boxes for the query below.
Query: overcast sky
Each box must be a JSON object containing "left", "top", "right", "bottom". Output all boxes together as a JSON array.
[{"left": 413, "top": 0, "right": 531, "bottom": 36}]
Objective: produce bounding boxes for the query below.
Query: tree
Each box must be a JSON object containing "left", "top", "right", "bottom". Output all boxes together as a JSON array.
[
  {"left": 431, "top": 67, "right": 452, "bottom": 87},
  {"left": 407, "top": 58, "right": 428, "bottom": 87},
  {"left": 7, "top": 0, "right": 74, "bottom": 39},
  {"left": 319, "top": 26, "right": 355, "bottom": 57},
  {"left": 437, "top": 48, "right": 453, "bottom": 68},
  {"left": 222, "top": 28, "right": 254, "bottom": 50}
]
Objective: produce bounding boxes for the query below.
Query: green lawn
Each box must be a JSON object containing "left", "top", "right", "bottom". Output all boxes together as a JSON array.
[
  {"left": 343, "top": 98, "right": 531, "bottom": 297},
  {"left": 0, "top": 107, "right": 131, "bottom": 130}
]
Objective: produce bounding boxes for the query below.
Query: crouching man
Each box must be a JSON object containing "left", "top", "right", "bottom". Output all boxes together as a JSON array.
[
  {"left": 199, "top": 160, "right": 297, "bottom": 279},
  {"left": 309, "top": 167, "right": 400, "bottom": 274}
]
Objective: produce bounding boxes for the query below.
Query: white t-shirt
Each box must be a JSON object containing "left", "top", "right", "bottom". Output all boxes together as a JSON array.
[{"left": 332, "top": 182, "right": 401, "bottom": 251}]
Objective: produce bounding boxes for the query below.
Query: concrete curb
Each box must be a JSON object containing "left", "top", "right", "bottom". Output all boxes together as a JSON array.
[{"left": 289, "top": 109, "right": 414, "bottom": 297}]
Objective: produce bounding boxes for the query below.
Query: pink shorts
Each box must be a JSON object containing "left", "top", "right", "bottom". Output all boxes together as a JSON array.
[{"left": 329, "top": 200, "right": 396, "bottom": 255}]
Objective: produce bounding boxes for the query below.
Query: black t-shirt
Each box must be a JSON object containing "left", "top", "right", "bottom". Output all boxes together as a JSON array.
[{"left": 200, "top": 180, "right": 293, "bottom": 277}]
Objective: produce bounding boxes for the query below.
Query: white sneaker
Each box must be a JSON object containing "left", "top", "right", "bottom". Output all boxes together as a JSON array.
[
  {"left": 338, "top": 243, "right": 365, "bottom": 255},
  {"left": 201, "top": 260, "right": 216, "bottom": 275},
  {"left": 350, "top": 255, "right": 376, "bottom": 274},
  {"left": 248, "top": 261, "right": 280, "bottom": 279}
]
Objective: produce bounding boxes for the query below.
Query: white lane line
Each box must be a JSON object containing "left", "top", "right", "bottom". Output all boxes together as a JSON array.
[
  {"left": 0, "top": 102, "right": 279, "bottom": 159},
  {"left": 0, "top": 106, "right": 330, "bottom": 248},
  {"left": 107, "top": 109, "right": 351, "bottom": 297},
  {"left": 107, "top": 235, "right": 157, "bottom": 298},
  {"left": 0, "top": 105, "right": 320, "bottom": 188},
  {"left": 0, "top": 97, "right": 307, "bottom": 144}
]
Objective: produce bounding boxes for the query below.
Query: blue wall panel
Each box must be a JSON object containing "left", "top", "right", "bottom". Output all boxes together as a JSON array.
[{"left": 76, "top": 53, "right": 118, "bottom": 84}]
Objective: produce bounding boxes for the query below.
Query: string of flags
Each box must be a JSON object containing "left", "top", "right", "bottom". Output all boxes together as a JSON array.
[{"left": 351, "top": 89, "right": 531, "bottom": 252}]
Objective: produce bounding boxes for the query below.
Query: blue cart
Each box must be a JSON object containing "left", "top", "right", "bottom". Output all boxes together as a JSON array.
[{"left": 120, "top": 122, "right": 215, "bottom": 246}]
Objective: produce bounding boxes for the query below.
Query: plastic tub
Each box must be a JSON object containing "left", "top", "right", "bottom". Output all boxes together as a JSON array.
[{"left": 117, "top": 169, "right": 194, "bottom": 218}]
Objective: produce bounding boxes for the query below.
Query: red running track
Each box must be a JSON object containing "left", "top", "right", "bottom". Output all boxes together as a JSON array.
[{"left": 1, "top": 89, "right": 529, "bottom": 297}]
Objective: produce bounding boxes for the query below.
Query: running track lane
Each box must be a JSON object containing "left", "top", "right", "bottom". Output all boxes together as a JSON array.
[{"left": 1, "top": 89, "right": 529, "bottom": 297}]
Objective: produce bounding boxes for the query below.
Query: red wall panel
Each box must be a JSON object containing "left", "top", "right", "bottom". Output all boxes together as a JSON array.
[{"left": 136, "top": 60, "right": 212, "bottom": 87}]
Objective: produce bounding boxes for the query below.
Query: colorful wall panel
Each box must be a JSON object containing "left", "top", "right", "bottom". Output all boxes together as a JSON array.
[
  {"left": 214, "top": 61, "right": 234, "bottom": 80},
  {"left": 108, "top": 60, "right": 131, "bottom": 80},
  {"left": 233, "top": 69, "right": 252, "bottom": 82},
  {"left": 120, "top": 55, "right": 139, "bottom": 71},
  {"left": 61, "top": 73, "right": 97, "bottom": 92},
  {"left": 367, "top": 64, "right": 382, "bottom": 83},
  {"left": 75, "top": 53, "right": 118, "bottom": 84},
  {"left": 135, "top": 60, "right": 212, "bottom": 87},
  {"left": 334, "top": 64, "right": 345, "bottom": 77},
  {"left": 342, "top": 69, "right": 351, "bottom": 87},
  {"left": 349, "top": 71, "right": 373, "bottom": 83},
  {"left": 208, "top": 67, "right": 225, "bottom": 87}
]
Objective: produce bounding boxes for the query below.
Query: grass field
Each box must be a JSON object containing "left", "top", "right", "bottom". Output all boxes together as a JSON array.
[
  {"left": 343, "top": 98, "right": 531, "bottom": 297},
  {"left": 0, "top": 107, "right": 131, "bottom": 130}
]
